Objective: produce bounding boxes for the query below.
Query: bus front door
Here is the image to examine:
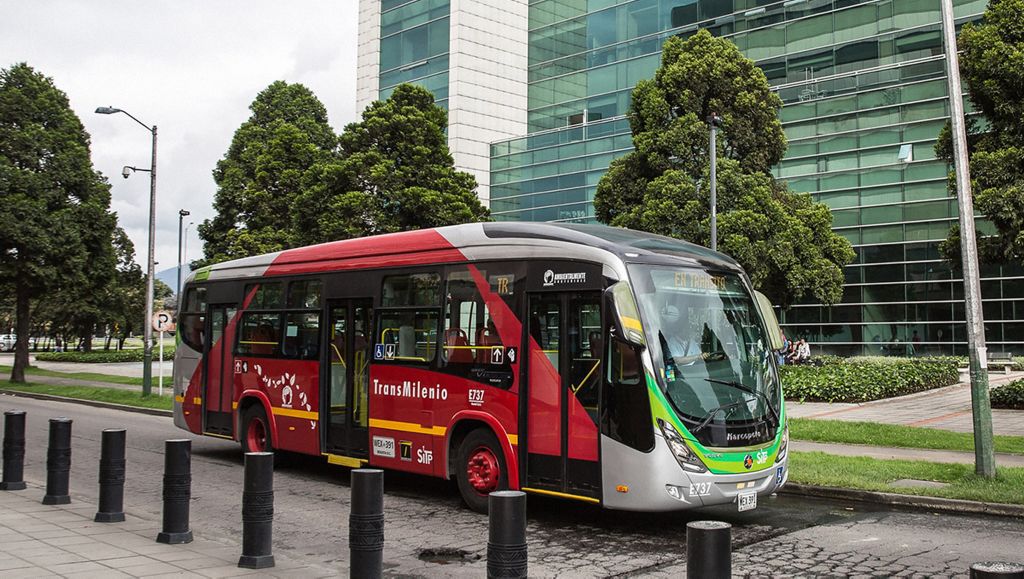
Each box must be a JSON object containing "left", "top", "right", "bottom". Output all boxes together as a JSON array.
[
  {"left": 525, "top": 292, "right": 602, "bottom": 500},
  {"left": 323, "top": 299, "right": 372, "bottom": 458},
  {"left": 203, "top": 304, "right": 237, "bottom": 436}
]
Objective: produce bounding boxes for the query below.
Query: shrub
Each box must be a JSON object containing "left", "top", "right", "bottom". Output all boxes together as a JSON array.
[
  {"left": 781, "top": 356, "right": 960, "bottom": 403},
  {"left": 991, "top": 379, "right": 1024, "bottom": 410},
  {"left": 35, "top": 346, "right": 176, "bottom": 363}
]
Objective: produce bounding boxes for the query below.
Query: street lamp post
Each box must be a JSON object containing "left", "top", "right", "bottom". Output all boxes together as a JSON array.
[
  {"left": 708, "top": 113, "right": 722, "bottom": 251},
  {"left": 939, "top": 0, "right": 995, "bottom": 477},
  {"left": 177, "top": 209, "right": 190, "bottom": 298},
  {"left": 96, "top": 106, "right": 158, "bottom": 398}
]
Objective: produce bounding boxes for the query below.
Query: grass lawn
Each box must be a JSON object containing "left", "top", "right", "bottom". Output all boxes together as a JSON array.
[
  {"left": 0, "top": 381, "right": 172, "bottom": 411},
  {"left": 791, "top": 418, "right": 1024, "bottom": 456},
  {"left": 790, "top": 451, "right": 1024, "bottom": 505},
  {"left": 0, "top": 365, "right": 144, "bottom": 387}
]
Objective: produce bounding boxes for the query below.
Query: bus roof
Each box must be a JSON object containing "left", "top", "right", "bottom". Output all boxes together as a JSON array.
[{"left": 189, "top": 222, "right": 741, "bottom": 283}]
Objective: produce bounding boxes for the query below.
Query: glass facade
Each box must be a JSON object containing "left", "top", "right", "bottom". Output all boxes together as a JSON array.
[
  {"left": 490, "top": 0, "right": 1023, "bottom": 355},
  {"left": 379, "top": 0, "right": 451, "bottom": 107}
]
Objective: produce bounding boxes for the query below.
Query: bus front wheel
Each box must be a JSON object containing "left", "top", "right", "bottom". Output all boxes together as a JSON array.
[
  {"left": 456, "top": 428, "right": 508, "bottom": 513},
  {"left": 240, "top": 405, "right": 273, "bottom": 455}
]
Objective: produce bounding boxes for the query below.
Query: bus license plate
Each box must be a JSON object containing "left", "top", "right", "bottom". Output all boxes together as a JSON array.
[{"left": 738, "top": 491, "right": 757, "bottom": 512}]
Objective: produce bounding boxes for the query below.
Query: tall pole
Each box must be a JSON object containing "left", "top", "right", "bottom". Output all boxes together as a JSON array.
[
  {"left": 142, "top": 125, "right": 157, "bottom": 398},
  {"left": 941, "top": 0, "right": 994, "bottom": 477},
  {"left": 177, "top": 209, "right": 190, "bottom": 298},
  {"left": 708, "top": 113, "right": 721, "bottom": 251}
]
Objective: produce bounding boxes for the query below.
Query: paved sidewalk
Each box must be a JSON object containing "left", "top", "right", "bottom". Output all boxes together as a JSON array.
[
  {"left": 791, "top": 440, "right": 1024, "bottom": 467},
  {"left": 788, "top": 371, "right": 1024, "bottom": 436},
  {"left": 0, "top": 353, "right": 147, "bottom": 378},
  {"left": 0, "top": 484, "right": 332, "bottom": 578}
]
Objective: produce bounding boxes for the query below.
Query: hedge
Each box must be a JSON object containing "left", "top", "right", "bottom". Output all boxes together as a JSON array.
[
  {"left": 991, "top": 380, "right": 1024, "bottom": 410},
  {"left": 35, "top": 346, "right": 176, "bottom": 363},
  {"left": 781, "top": 356, "right": 960, "bottom": 403}
]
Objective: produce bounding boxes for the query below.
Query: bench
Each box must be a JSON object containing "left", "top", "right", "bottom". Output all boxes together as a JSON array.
[{"left": 990, "top": 352, "right": 1015, "bottom": 375}]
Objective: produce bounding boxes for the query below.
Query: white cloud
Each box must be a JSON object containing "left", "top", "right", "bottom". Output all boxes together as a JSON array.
[{"left": 1, "top": 1, "right": 360, "bottom": 276}]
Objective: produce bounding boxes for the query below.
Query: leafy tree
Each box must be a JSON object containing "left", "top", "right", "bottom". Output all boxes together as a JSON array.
[
  {"left": 197, "top": 81, "right": 337, "bottom": 266},
  {"left": 293, "top": 84, "right": 488, "bottom": 244},
  {"left": 0, "top": 63, "right": 116, "bottom": 381},
  {"left": 594, "top": 31, "right": 854, "bottom": 307},
  {"left": 937, "top": 0, "right": 1024, "bottom": 267}
]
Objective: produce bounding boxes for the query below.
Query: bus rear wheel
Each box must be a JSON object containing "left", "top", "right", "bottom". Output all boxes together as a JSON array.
[
  {"left": 240, "top": 405, "right": 273, "bottom": 455},
  {"left": 456, "top": 428, "right": 508, "bottom": 513}
]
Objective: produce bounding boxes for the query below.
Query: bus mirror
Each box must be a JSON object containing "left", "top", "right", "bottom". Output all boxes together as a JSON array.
[
  {"left": 754, "top": 290, "right": 784, "bottom": 351},
  {"left": 607, "top": 281, "right": 646, "bottom": 348}
]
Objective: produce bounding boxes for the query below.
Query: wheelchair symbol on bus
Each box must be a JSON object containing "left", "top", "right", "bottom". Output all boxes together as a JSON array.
[{"left": 374, "top": 344, "right": 385, "bottom": 360}]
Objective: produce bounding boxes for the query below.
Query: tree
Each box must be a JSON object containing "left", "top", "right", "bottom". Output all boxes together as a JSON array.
[
  {"left": 594, "top": 31, "right": 854, "bottom": 307},
  {"left": 937, "top": 0, "right": 1024, "bottom": 267},
  {"left": 0, "top": 63, "right": 116, "bottom": 381},
  {"left": 293, "top": 84, "right": 488, "bottom": 244},
  {"left": 197, "top": 81, "right": 338, "bottom": 266}
]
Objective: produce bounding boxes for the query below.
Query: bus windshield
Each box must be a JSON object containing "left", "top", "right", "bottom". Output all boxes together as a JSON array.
[{"left": 628, "top": 264, "right": 780, "bottom": 448}]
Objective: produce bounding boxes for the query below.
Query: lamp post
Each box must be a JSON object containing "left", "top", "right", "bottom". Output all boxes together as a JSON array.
[
  {"left": 707, "top": 113, "right": 722, "bottom": 251},
  {"left": 177, "top": 210, "right": 190, "bottom": 299},
  {"left": 96, "top": 106, "right": 158, "bottom": 398}
]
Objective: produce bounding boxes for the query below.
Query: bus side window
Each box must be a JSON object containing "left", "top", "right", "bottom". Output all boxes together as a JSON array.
[
  {"left": 602, "top": 338, "right": 653, "bottom": 452},
  {"left": 237, "top": 312, "right": 282, "bottom": 357},
  {"left": 440, "top": 267, "right": 515, "bottom": 388}
]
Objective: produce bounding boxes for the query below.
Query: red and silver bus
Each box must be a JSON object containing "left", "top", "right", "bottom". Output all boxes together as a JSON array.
[{"left": 174, "top": 223, "right": 788, "bottom": 512}]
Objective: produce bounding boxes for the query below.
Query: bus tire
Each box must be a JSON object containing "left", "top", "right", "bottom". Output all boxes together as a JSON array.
[
  {"left": 240, "top": 404, "right": 273, "bottom": 455},
  {"left": 455, "top": 428, "right": 508, "bottom": 513}
]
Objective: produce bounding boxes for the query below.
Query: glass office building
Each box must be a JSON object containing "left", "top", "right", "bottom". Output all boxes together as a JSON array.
[
  {"left": 359, "top": 0, "right": 1022, "bottom": 355},
  {"left": 488, "top": 0, "right": 1023, "bottom": 356}
]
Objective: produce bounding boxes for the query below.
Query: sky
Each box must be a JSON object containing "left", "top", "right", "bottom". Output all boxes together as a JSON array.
[{"left": 2, "top": 1, "right": 360, "bottom": 284}]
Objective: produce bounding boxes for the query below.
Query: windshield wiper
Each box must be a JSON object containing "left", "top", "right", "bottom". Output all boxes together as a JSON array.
[
  {"left": 690, "top": 399, "right": 749, "bottom": 434},
  {"left": 704, "top": 377, "right": 781, "bottom": 428}
]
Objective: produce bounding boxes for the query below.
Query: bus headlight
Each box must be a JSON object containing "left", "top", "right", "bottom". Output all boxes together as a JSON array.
[
  {"left": 657, "top": 418, "right": 707, "bottom": 473},
  {"left": 775, "top": 422, "right": 789, "bottom": 463}
]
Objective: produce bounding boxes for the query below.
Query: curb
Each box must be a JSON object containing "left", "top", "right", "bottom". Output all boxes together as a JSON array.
[
  {"left": 0, "top": 389, "right": 172, "bottom": 417},
  {"left": 781, "top": 483, "right": 1024, "bottom": 519}
]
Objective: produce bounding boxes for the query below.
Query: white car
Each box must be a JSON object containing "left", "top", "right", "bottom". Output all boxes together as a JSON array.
[{"left": 0, "top": 335, "right": 16, "bottom": 352}]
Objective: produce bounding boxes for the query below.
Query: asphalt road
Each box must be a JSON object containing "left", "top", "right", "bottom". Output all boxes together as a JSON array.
[{"left": 3, "top": 394, "right": 1023, "bottom": 578}]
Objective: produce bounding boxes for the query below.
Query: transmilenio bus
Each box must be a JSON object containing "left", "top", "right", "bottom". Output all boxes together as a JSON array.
[{"left": 173, "top": 223, "right": 788, "bottom": 513}]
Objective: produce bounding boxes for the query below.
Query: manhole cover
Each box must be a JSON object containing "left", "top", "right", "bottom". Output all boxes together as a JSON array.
[{"left": 417, "top": 548, "right": 481, "bottom": 565}]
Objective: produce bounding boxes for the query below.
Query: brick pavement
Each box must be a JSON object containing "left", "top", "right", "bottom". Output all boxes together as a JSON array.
[
  {"left": 787, "top": 371, "right": 1024, "bottom": 436},
  {"left": 0, "top": 483, "right": 333, "bottom": 578}
]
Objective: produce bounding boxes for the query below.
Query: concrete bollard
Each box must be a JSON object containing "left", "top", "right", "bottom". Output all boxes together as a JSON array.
[
  {"left": 156, "top": 439, "right": 193, "bottom": 544},
  {"left": 686, "top": 520, "right": 731, "bottom": 579},
  {"left": 1, "top": 410, "right": 27, "bottom": 491},
  {"left": 42, "top": 417, "right": 72, "bottom": 505},
  {"left": 487, "top": 490, "right": 527, "bottom": 579},
  {"left": 238, "top": 452, "right": 275, "bottom": 569},
  {"left": 971, "top": 561, "right": 1024, "bottom": 579},
  {"left": 95, "top": 429, "right": 127, "bottom": 523},
  {"left": 349, "top": 468, "right": 384, "bottom": 579}
]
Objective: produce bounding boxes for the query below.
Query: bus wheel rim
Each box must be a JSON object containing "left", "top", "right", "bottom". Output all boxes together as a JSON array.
[
  {"left": 467, "top": 446, "right": 500, "bottom": 494},
  {"left": 248, "top": 417, "right": 267, "bottom": 452}
]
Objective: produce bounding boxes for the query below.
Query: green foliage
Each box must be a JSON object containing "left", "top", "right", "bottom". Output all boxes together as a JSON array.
[
  {"left": 197, "top": 81, "right": 337, "bottom": 266},
  {"left": 991, "top": 379, "right": 1024, "bottom": 410},
  {"left": 594, "top": 31, "right": 854, "bottom": 307},
  {"left": 781, "top": 356, "right": 960, "bottom": 402},
  {"left": 0, "top": 62, "right": 118, "bottom": 380},
  {"left": 0, "top": 382, "right": 171, "bottom": 410},
  {"left": 35, "top": 346, "right": 175, "bottom": 363},
  {"left": 938, "top": 0, "right": 1024, "bottom": 267},
  {"left": 791, "top": 418, "right": 1024, "bottom": 456},
  {"left": 294, "top": 84, "right": 488, "bottom": 244}
]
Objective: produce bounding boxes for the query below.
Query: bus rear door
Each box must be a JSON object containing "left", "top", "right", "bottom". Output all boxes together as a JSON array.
[{"left": 203, "top": 304, "right": 237, "bottom": 436}]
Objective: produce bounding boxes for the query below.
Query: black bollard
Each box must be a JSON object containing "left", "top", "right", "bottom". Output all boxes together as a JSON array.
[
  {"left": 487, "top": 490, "right": 527, "bottom": 579},
  {"left": 686, "top": 520, "right": 731, "bottom": 579},
  {"left": 94, "top": 429, "right": 126, "bottom": 522},
  {"left": 156, "top": 439, "right": 193, "bottom": 544},
  {"left": 350, "top": 469, "right": 384, "bottom": 578},
  {"left": 238, "top": 452, "right": 275, "bottom": 569},
  {"left": 971, "top": 562, "right": 1024, "bottom": 579},
  {"left": 1, "top": 410, "right": 27, "bottom": 491},
  {"left": 42, "top": 417, "right": 72, "bottom": 505}
]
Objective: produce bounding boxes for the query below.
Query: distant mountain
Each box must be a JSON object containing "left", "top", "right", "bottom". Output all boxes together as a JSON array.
[{"left": 156, "top": 265, "right": 191, "bottom": 295}]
